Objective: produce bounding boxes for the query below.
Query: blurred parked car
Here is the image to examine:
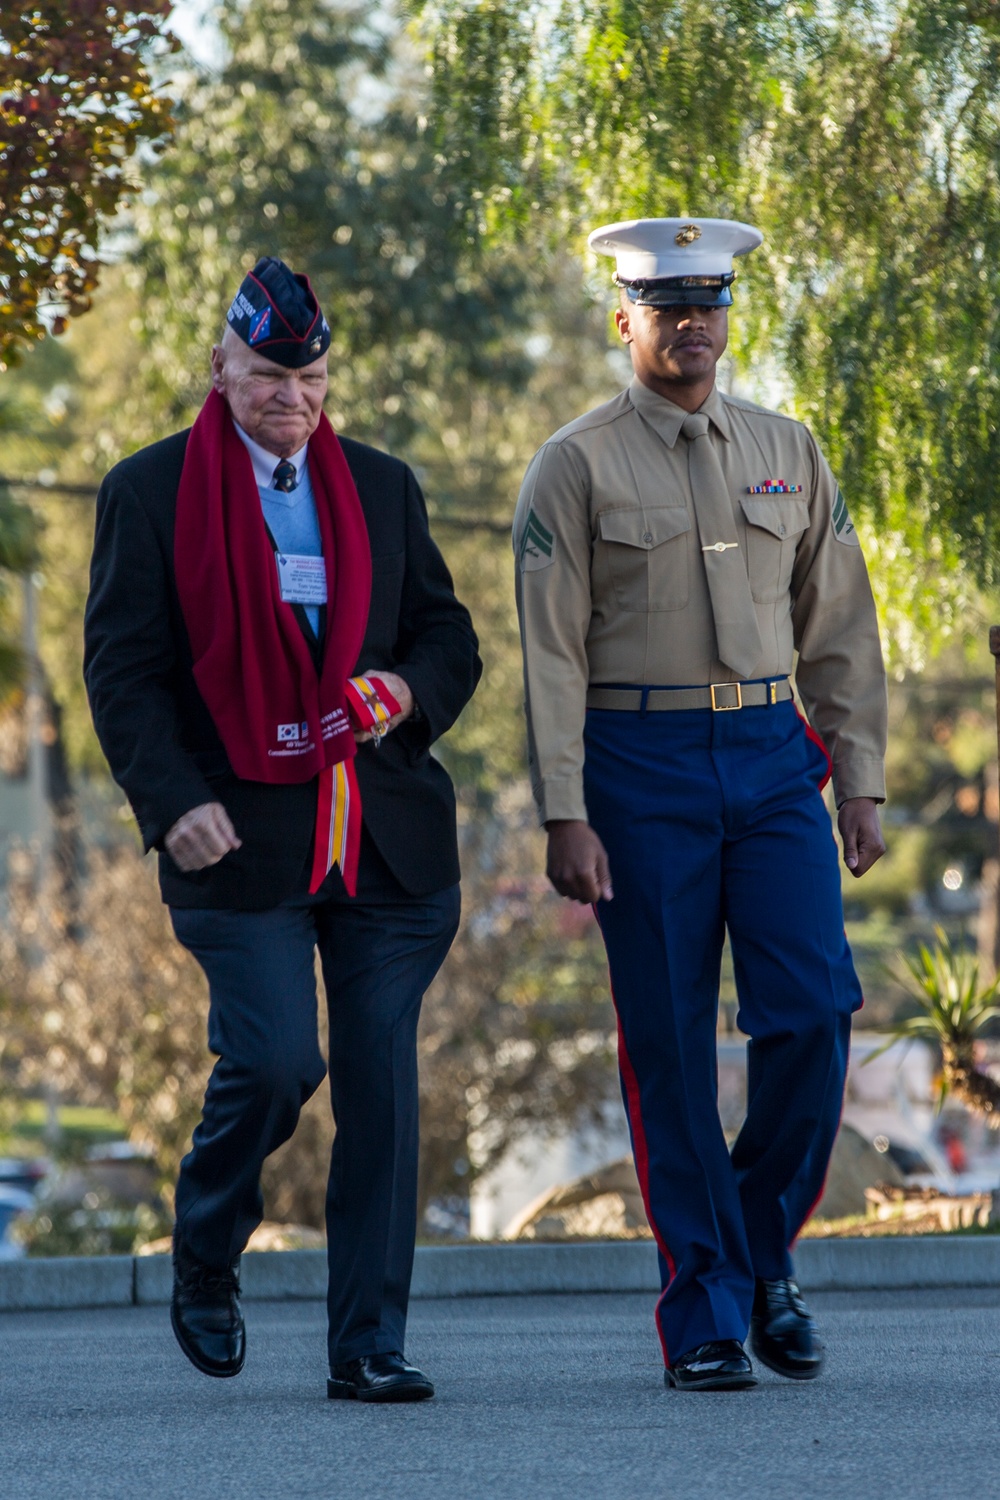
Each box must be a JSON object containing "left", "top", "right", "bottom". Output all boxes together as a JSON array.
[
  {"left": 0, "top": 1186, "right": 35, "bottom": 1260},
  {"left": 0, "top": 1158, "right": 48, "bottom": 1196}
]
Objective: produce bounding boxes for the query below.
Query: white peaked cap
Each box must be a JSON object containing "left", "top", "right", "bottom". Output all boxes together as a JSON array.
[{"left": 588, "top": 217, "right": 764, "bottom": 281}]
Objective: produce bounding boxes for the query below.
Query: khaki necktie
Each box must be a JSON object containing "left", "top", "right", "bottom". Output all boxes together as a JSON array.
[{"left": 682, "top": 412, "right": 763, "bottom": 679}]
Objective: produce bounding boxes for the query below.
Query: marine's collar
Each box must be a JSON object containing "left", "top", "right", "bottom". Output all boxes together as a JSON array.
[{"left": 628, "top": 376, "right": 731, "bottom": 446}]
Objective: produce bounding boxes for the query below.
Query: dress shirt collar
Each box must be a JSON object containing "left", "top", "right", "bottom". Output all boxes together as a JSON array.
[
  {"left": 232, "top": 420, "right": 309, "bottom": 491},
  {"left": 627, "top": 375, "right": 731, "bottom": 446}
]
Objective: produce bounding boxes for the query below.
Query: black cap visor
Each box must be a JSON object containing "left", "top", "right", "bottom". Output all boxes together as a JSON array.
[{"left": 618, "top": 272, "right": 736, "bottom": 308}]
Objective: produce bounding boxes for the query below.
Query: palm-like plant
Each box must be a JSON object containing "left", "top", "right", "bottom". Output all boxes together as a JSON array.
[{"left": 874, "top": 928, "right": 1000, "bottom": 1123}]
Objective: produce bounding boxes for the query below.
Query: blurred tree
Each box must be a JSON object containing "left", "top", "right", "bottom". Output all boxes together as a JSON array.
[
  {"left": 411, "top": 0, "right": 1000, "bottom": 663},
  {"left": 0, "top": 469, "right": 40, "bottom": 696},
  {"left": 0, "top": 841, "right": 211, "bottom": 1187},
  {"left": 0, "top": 276, "right": 154, "bottom": 772},
  {"left": 2, "top": 0, "right": 623, "bottom": 790},
  {"left": 129, "top": 0, "right": 531, "bottom": 466},
  {"left": 0, "top": 807, "right": 620, "bottom": 1232},
  {"left": 416, "top": 803, "right": 617, "bottom": 1227},
  {"left": 0, "top": 0, "right": 176, "bottom": 366}
]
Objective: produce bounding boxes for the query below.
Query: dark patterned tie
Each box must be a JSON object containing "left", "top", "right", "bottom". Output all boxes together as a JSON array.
[
  {"left": 682, "top": 412, "right": 763, "bottom": 678},
  {"left": 271, "top": 459, "right": 297, "bottom": 492}
]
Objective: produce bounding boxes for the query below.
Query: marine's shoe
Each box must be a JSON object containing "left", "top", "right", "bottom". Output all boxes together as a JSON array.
[
  {"left": 170, "top": 1238, "right": 246, "bottom": 1378},
  {"left": 665, "top": 1339, "right": 756, "bottom": 1391},
  {"left": 327, "top": 1352, "right": 435, "bottom": 1403},
  {"left": 750, "top": 1277, "right": 823, "bottom": 1380}
]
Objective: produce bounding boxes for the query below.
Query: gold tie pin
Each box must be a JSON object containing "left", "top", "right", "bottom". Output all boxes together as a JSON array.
[{"left": 702, "top": 541, "right": 740, "bottom": 552}]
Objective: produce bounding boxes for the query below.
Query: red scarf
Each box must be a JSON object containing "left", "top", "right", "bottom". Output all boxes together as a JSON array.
[{"left": 175, "top": 388, "right": 383, "bottom": 894}]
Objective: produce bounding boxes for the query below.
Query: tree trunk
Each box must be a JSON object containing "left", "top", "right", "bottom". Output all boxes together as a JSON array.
[{"left": 977, "top": 857, "right": 1000, "bottom": 984}]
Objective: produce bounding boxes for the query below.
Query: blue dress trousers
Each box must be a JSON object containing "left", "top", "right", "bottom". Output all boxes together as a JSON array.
[{"left": 584, "top": 695, "right": 862, "bottom": 1366}]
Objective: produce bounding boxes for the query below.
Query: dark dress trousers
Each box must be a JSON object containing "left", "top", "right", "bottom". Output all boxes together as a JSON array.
[{"left": 84, "top": 428, "right": 481, "bottom": 1364}]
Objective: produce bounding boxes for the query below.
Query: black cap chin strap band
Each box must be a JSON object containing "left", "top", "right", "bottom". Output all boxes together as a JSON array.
[{"left": 616, "top": 271, "right": 736, "bottom": 309}]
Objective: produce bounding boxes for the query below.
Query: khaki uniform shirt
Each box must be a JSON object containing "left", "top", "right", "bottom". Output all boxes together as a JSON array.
[{"left": 513, "top": 376, "right": 887, "bottom": 824}]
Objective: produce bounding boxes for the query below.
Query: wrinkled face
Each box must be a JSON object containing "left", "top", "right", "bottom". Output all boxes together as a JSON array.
[
  {"left": 210, "top": 329, "right": 328, "bottom": 456},
  {"left": 615, "top": 299, "right": 728, "bottom": 391}
]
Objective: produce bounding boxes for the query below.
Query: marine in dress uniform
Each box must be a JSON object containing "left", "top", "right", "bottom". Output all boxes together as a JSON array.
[
  {"left": 85, "top": 258, "right": 481, "bottom": 1402},
  {"left": 513, "top": 218, "right": 887, "bottom": 1391}
]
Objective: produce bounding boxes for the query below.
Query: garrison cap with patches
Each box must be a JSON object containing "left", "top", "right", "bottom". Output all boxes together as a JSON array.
[
  {"left": 588, "top": 217, "right": 763, "bottom": 308},
  {"left": 226, "top": 256, "right": 331, "bottom": 367}
]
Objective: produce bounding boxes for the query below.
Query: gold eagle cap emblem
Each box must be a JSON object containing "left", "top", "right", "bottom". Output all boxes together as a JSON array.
[
  {"left": 309, "top": 338, "right": 322, "bottom": 353},
  {"left": 675, "top": 223, "right": 702, "bottom": 246}
]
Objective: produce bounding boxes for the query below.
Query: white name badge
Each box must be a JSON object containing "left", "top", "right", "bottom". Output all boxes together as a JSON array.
[{"left": 276, "top": 553, "right": 327, "bottom": 606}]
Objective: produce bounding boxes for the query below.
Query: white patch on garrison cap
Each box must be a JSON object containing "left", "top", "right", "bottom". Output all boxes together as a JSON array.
[
  {"left": 588, "top": 217, "right": 763, "bottom": 282},
  {"left": 227, "top": 290, "right": 257, "bottom": 325}
]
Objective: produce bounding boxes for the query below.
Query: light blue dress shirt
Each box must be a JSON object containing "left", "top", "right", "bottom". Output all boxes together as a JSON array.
[{"left": 234, "top": 423, "right": 323, "bottom": 634}]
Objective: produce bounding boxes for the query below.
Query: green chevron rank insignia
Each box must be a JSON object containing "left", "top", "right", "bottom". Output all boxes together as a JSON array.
[
  {"left": 519, "top": 507, "right": 555, "bottom": 572},
  {"left": 832, "top": 487, "right": 860, "bottom": 546}
]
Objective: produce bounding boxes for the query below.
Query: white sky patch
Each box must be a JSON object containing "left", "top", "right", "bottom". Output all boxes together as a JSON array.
[{"left": 167, "top": 0, "right": 225, "bottom": 67}]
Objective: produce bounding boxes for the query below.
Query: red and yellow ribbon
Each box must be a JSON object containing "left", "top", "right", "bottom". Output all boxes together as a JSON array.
[{"left": 309, "top": 674, "right": 402, "bottom": 896}]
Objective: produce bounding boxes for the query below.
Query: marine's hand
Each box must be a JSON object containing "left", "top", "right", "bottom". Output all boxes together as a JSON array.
[
  {"left": 354, "top": 670, "right": 414, "bottom": 742},
  {"left": 165, "top": 802, "right": 242, "bottom": 871},
  {"left": 545, "top": 819, "right": 614, "bottom": 904},
  {"left": 838, "top": 797, "right": 885, "bottom": 878}
]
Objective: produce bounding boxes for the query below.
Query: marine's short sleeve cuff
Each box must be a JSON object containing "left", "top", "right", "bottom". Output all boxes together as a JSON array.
[
  {"left": 534, "top": 777, "right": 589, "bottom": 826},
  {"left": 832, "top": 757, "right": 886, "bottom": 808}
]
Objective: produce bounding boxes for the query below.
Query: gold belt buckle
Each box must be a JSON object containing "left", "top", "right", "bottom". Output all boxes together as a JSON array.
[{"left": 710, "top": 682, "right": 743, "bottom": 712}]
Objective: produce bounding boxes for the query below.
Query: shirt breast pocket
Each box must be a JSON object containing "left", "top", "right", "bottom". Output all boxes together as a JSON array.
[
  {"left": 597, "top": 506, "right": 691, "bottom": 613},
  {"left": 739, "top": 497, "right": 810, "bottom": 604}
]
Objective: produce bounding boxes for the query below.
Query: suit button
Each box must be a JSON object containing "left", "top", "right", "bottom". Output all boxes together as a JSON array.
[
  {"left": 643, "top": 531, "right": 653, "bottom": 544},
  {"left": 779, "top": 524, "right": 786, "bottom": 535}
]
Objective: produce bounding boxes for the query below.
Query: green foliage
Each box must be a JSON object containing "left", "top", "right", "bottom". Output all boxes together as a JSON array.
[
  {"left": 131, "top": 0, "right": 532, "bottom": 460},
  {"left": 871, "top": 926, "right": 1000, "bottom": 1119},
  {"left": 0, "top": 410, "right": 40, "bottom": 698},
  {"left": 13, "top": 1194, "right": 170, "bottom": 1257},
  {"left": 412, "top": 0, "right": 1000, "bottom": 651},
  {"left": 3, "top": 0, "right": 621, "bottom": 786},
  {"left": 418, "top": 808, "right": 618, "bottom": 1213},
  {"left": 0, "top": 1, "right": 176, "bottom": 366},
  {"left": 841, "top": 824, "right": 930, "bottom": 919},
  {"left": 889, "top": 928, "right": 1000, "bottom": 1050},
  {"left": 416, "top": 0, "right": 796, "bottom": 233},
  {"left": 0, "top": 482, "right": 39, "bottom": 577}
]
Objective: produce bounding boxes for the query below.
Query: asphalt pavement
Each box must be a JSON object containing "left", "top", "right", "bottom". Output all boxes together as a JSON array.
[{"left": 2, "top": 1289, "right": 998, "bottom": 1500}]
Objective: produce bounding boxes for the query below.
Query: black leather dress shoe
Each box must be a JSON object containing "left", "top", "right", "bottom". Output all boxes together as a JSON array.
[
  {"left": 170, "top": 1238, "right": 245, "bottom": 1379},
  {"left": 327, "top": 1352, "right": 435, "bottom": 1403},
  {"left": 750, "top": 1277, "right": 823, "bottom": 1380},
  {"left": 665, "top": 1340, "right": 756, "bottom": 1391}
]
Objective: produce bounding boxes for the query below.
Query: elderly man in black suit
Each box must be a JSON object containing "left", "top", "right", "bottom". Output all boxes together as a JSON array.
[{"left": 84, "top": 258, "right": 481, "bottom": 1403}]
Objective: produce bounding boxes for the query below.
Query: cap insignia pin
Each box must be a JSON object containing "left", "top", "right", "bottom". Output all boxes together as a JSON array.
[
  {"left": 309, "top": 338, "right": 322, "bottom": 354},
  {"left": 675, "top": 224, "right": 702, "bottom": 246}
]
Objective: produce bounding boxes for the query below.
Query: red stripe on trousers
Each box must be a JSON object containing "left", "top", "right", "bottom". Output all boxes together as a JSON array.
[
  {"left": 794, "top": 698, "right": 866, "bottom": 1009},
  {"left": 788, "top": 1106, "right": 845, "bottom": 1253},
  {"left": 598, "top": 923, "right": 677, "bottom": 1367},
  {"left": 792, "top": 699, "right": 833, "bottom": 793},
  {"left": 791, "top": 697, "right": 856, "bottom": 1229}
]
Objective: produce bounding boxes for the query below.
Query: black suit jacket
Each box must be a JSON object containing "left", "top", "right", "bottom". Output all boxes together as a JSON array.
[{"left": 83, "top": 428, "right": 482, "bottom": 910}]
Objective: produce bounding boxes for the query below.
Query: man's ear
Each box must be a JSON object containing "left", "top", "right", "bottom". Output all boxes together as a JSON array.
[
  {"left": 210, "top": 344, "right": 226, "bottom": 392},
  {"left": 614, "top": 306, "right": 632, "bottom": 345}
]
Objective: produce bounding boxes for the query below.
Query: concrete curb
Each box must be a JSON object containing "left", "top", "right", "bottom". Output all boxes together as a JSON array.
[
  {"left": 411, "top": 1242, "right": 661, "bottom": 1298},
  {"left": 1, "top": 1237, "right": 998, "bottom": 1313},
  {"left": 0, "top": 1255, "right": 133, "bottom": 1312},
  {"left": 794, "top": 1233, "right": 1000, "bottom": 1291}
]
